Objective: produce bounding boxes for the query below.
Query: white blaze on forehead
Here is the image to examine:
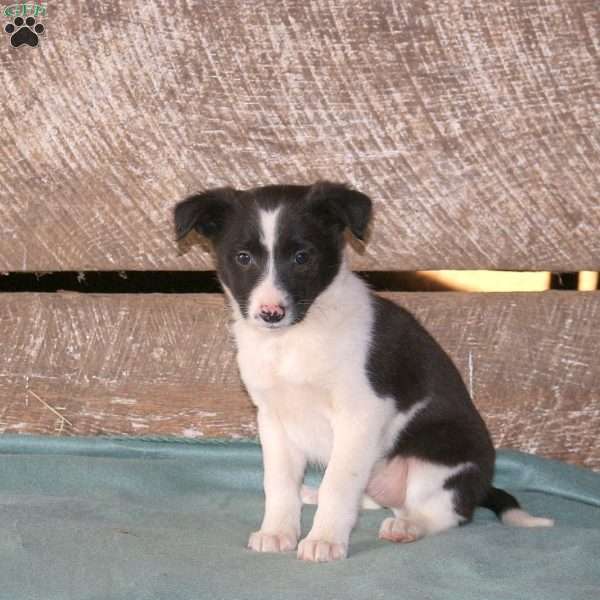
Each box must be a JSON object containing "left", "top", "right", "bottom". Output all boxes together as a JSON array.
[
  {"left": 247, "top": 207, "right": 289, "bottom": 323},
  {"left": 259, "top": 208, "right": 280, "bottom": 258}
]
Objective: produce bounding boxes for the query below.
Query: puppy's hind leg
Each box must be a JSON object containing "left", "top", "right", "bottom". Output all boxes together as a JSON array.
[
  {"left": 378, "top": 460, "right": 473, "bottom": 544},
  {"left": 378, "top": 494, "right": 461, "bottom": 543}
]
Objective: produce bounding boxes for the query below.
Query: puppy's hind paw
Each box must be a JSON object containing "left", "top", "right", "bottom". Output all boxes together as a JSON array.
[
  {"left": 247, "top": 530, "right": 297, "bottom": 553},
  {"left": 378, "top": 516, "right": 424, "bottom": 543}
]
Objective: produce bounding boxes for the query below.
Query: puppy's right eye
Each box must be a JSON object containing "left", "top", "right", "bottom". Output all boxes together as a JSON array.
[
  {"left": 294, "top": 250, "right": 309, "bottom": 265},
  {"left": 236, "top": 251, "right": 252, "bottom": 266}
]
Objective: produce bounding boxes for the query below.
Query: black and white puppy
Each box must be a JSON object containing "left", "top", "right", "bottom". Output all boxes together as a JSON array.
[{"left": 174, "top": 182, "right": 553, "bottom": 562}]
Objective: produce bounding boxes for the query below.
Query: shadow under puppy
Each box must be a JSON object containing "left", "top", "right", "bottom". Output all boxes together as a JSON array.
[{"left": 174, "top": 182, "right": 553, "bottom": 562}]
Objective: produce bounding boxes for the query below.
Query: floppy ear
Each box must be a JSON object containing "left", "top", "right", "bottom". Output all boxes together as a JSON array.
[
  {"left": 173, "top": 187, "right": 236, "bottom": 240},
  {"left": 307, "top": 181, "right": 372, "bottom": 240}
]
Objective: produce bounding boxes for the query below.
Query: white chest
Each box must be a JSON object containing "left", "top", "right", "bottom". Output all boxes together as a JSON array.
[
  {"left": 235, "top": 323, "right": 335, "bottom": 391},
  {"left": 234, "top": 324, "right": 337, "bottom": 462},
  {"left": 228, "top": 271, "right": 379, "bottom": 464}
]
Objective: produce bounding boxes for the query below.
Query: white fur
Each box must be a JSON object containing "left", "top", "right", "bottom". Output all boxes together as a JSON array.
[
  {"left": 501, "top": 509, "right": 554, "bottom": 528},
  {"left": 247, "top": 208, "right": 294, "bottom": 327},
  {"left": 235, "top": 266, "right": 390, "bottom": 457}
]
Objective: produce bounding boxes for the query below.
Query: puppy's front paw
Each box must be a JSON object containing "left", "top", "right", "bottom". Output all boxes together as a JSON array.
[
  {"left": 248, "top": 530, "right": 297, "bottom": 553},
  {"left": 297, "top": 537, "right": 347, "bottom": 562}
]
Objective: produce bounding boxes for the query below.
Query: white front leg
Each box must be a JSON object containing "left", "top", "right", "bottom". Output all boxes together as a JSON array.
[
  {"left": 248, "top": 406, "right": 306, "bottom": 553},
  {"left": 297, "top": 412, "right": 382, "bottom": 562}
]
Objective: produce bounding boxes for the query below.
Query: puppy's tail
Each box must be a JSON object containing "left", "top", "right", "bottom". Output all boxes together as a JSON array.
[{"left": 480, "top": 486, "right": 554, "bottom": 527}]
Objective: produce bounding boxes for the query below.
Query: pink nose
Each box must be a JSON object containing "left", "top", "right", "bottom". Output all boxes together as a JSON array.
[{"left": 259, "top": 304, "right": 286, "bottom": 323}]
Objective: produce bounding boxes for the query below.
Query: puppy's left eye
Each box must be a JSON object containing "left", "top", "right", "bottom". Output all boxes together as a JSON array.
[
  {"left": 294, "top": 251, "right": 309, "bottom": 265},
  {"left": 236, "top": 251, "right": 252, "bottom": 266}
]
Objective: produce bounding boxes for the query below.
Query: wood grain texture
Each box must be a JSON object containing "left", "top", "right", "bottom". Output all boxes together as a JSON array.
[
  {"left": 0, "top": 0, "right": 598, "bottom": 271},
  {"left": 0, "top": 291, "right": 598, "bottom": 469}
]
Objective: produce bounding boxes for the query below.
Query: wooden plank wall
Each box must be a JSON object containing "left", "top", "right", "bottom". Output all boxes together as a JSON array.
[
  {"left": 0, "top": 0, "right": 598, "bottom": 272},
  {"left": 0, "top": 291, "right": 598, "bottom": 469},
  {"left": 0, "top": 1, "right": 598, "bottom": 469}
]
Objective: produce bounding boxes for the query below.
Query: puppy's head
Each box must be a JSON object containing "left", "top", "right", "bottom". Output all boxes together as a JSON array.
[{"left": 174, "top": 181, "right": 372, "bottom": 329}]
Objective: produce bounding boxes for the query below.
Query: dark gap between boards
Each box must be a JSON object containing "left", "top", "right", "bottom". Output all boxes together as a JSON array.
[{"left": 0, "top": 271, "right": 597, "bottom": 293}]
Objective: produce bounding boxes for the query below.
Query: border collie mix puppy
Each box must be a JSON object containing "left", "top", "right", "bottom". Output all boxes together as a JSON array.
[{"left": 174, "top": 182, "right": 553, "bottom": 562}]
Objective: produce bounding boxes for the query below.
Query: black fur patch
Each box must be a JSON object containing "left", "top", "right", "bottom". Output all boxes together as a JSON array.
[
  {"left": 366, "top": 295, "right": 496, "bottom": 513},
  {"left": 272, "top": 194, "right": 345, "bottom": 323}
]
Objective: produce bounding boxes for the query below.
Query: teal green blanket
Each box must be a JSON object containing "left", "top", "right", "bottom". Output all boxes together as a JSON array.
[{"left": 1, "top": 436, "right": 599, "bottom": 600}]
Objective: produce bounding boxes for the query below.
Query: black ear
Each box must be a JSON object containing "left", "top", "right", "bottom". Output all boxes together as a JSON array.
[
  {"left": 173, "top": 187, "right": 236, "bottom": 240},
  {"left": 307, "top": 181, "right": 372, "bottom": 240}
]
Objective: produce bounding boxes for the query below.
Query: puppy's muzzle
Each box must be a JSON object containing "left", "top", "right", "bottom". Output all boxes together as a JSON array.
[{"left": 259, "top": 303, "right": 286, "bottom": 324}]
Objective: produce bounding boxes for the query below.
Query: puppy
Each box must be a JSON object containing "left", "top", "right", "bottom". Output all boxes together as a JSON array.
[{"left": 174, "top": 181, "right": 553, "bottom": 562}]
